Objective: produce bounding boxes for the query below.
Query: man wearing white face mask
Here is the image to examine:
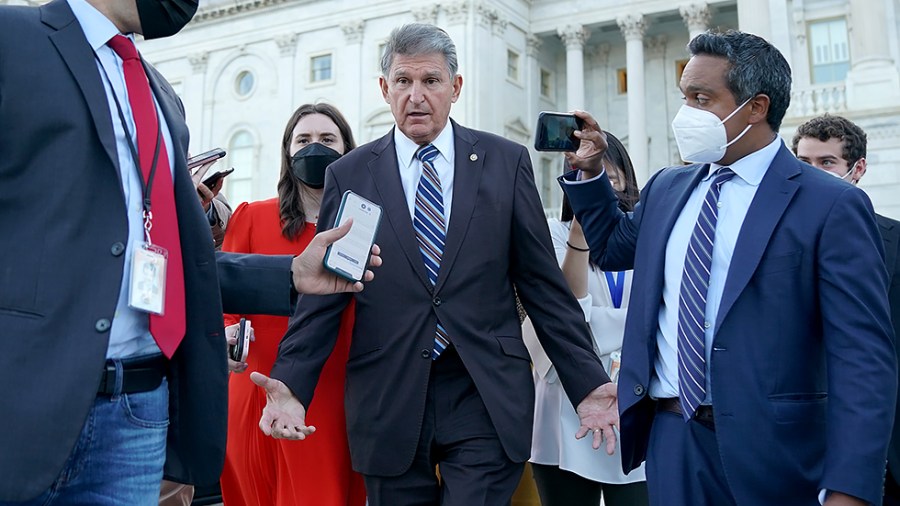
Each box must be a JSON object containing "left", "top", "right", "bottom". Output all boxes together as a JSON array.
[
  {"left": 558, "top": 30, "right": 896, "bottom": 506},
  {"left": 792, "top": 114, "right": 900, "bottom": 506}
]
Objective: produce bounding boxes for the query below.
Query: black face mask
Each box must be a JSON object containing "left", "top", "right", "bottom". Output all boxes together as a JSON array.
[
  {"left": 290, "top": 143, "right": 342, "bottom": 189},
  {"left": 137, "top": 0, "right": 199, "bottom": 40}
]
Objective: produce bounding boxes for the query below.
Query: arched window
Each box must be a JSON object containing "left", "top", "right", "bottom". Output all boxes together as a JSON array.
[{"left": 225, "top": 130, "right": 256, "bottom": 205}]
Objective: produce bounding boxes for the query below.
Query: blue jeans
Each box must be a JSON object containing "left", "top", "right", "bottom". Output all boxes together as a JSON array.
[{"left": 2, "top": 370, "right": 169, "bottom": 506}]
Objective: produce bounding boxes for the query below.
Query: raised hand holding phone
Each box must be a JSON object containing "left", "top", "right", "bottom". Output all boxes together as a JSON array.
[{"left": 322, "top": 191, "right": 383, "bottom": 282}]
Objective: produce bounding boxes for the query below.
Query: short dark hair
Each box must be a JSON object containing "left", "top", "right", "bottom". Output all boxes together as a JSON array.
[
  {"left": 561, "top": 130, "right": 640, "bottom": 222},
  {"left": 278, "top": 103, "right": 356, "bottom": 240},
  {"left": 791, "top": 114, "right": 867, "bottom": 165},
  {"left": 689, "top": 30, "right": 792, "bottom": 132},
  {"left": 381, "top": 23, "right": 458, "bottom": 77}
]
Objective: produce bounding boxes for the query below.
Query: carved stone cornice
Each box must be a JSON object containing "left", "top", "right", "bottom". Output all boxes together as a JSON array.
[
  {"left": 557, "top": 25, "right": 590, "bottom": 50},
  {"left": 526, "top": 33, "right": 543, "bottom": 57},
  {"left": 679, "top": 3, "right": 710, "bottom": 35},
  {"left": 412, "top": 5, "right": 439, "bottom": 25},
  {"left": 274, "top": 33, "right": 299, "bottom": 57},
  {"left": 644, "top": 34, "right": 668, "bottom": 59},
  {"left": 191, "top": 0, "right": 291, "bottom": 24},
  {"left": 341, "top": 20, "right": 365, "bottom": 44},
  {"left": 188, "top": 51, "right": 209, "bottom": 73},
  {"left": 444, "top": 0, "right": 469, "bottom": 25},
  {"left": 617, "top": 14, "right": 647, "bottom": 42}
]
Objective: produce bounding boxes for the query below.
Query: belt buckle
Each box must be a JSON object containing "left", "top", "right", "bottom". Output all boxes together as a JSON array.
[{"left": 98, "top": 362, "right": 117, "bottom": 395}]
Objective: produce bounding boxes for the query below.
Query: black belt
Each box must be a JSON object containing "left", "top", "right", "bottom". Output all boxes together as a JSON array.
[
  {"left": 657, "top": 397, "right": 715, "bottom": 429},
  {"left": 97, "top": 353, "right": 168, "bottom": 396}
]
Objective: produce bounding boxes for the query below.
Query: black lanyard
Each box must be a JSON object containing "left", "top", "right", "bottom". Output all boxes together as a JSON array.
[{"left": 93, "top": 49, "right": 164, "bottom": 216}]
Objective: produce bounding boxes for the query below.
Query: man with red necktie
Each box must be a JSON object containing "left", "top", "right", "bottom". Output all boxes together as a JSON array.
[{"left": 0, "top": 0, "right": 381, "bottom": 504}]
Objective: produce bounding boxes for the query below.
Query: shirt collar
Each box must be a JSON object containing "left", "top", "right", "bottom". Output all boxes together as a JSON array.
[
  {"left": 67, "top": 0, "right": 129, "bottom": 52},
  {"left": 707, "top": 136, "right": 782, "bottom": 186},
  {"left": 393, "top": 120, "right": 455, "bottom": 167}
]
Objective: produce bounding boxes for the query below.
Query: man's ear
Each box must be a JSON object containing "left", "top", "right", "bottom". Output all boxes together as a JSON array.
[
  {"left": 747, "top": 94, "right": 771, "bottom": 126},
  {"left": 852, "top": 157, "right": 867, "bottom": 184},
  {"left": 379, "top": 76, "right": 390, "bottom": 103}
]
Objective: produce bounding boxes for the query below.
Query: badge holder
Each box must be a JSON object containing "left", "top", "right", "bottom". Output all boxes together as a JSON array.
[{"left": 128, "top": 210, "right": 168, "bottom": 315}]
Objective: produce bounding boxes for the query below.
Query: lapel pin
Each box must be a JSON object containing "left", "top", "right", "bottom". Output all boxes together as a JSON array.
[{"left": 469, "top": 153, "right": 478, "bottom": 162}]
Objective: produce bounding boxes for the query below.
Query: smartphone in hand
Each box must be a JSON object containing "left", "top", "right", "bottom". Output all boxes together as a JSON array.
[
  {"left": 201, "top": 168, "right": 235, "bottom": 189},
  {"left": 229, "top": 318, "right": 250, "bottom": 363},
  {"left": 534, "top": 112, "right": 585, "bottom": 152},
  {"left": 187, "top": 148, "right": 226, "bottom": 169},
  {"left": 323, "top": 191, "right": 383, "bottom": 282}
]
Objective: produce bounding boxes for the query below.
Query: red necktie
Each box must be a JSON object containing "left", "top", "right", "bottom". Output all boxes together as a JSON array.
[{"left": 108, "top": 35, "right": 185, "bottom": 358}]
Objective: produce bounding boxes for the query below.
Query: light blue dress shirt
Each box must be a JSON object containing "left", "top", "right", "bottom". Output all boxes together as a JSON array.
[
  {"left": 68, "top": 0, "right": 176, "bottom": 358},
  {"left": 649, "top": 137, "right": 782, "bottom": 402},
  {"left": 393, "top": 122, "right": 456, "bottom": 226}
]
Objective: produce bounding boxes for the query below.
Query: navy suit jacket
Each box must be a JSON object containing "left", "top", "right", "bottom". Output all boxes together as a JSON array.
[
  {"left": 561, "top": 144, "right": 896, "bottom": 505},
  {"left": 0, "top": 1, "right": 293, "bottom": 500},
  {"left": 880, "top": 214, "right": 900, "bottom": 486},
  {"left": 271, "top": 122, "right": 609, "bottom": 476}
]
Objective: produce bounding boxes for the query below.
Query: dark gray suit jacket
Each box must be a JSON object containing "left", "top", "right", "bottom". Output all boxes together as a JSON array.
[
  {"left": 0, "top": 1, "right": 292, "bottom": 500},
  {"left": 880, "top": 214, "right": 900, "bottom": 485},
  {"left": 271, "top": 122, "right": 610, "bottom": 476}
]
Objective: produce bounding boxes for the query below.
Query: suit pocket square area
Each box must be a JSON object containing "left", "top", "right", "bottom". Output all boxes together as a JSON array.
[
  {"left": 756, "top": 250, "right": 802, "bottom": 276},
  {"left": 496, "top": 336, "right": 531, "bottom": 361},
  {"left": 769, "top": 392, "right": 827, "bottom": 424}
]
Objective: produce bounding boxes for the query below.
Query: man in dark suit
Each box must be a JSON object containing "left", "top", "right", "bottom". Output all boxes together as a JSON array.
[
  {"left": 791, "top": 114, "right": 900, "bottom": 506},
  {"left": 560, "top": 31, "right": 896, "bottom": 506},
  {"left": 250, "top": 23, "right": 618, "bottom": 505},
  {"left": 0, "top": 0, "right": 379, "bottom": 503}
]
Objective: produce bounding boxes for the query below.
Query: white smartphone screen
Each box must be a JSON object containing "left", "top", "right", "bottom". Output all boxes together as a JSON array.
[{"left": 324, "top": 191, "right": 383, "bottom": 282}]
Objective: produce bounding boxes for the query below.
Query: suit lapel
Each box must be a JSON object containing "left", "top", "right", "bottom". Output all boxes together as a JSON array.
[
  {"left": 43, "top": 0, "right": 120, "bottom": 176},
  {"left": 878, "top": 216, "right": 899, "bottom": 285},
  {"left": 715, "top": 145, "right": 800, "bottom": 332},
  {"left": 638, "top": 165, "right": 707, "bottom": 351},
  {"left": 367, "top": 131, "right": 433, "bottom": 290},
  {"left": 434, "top": 122, "right": 484, "bottom": 293}
]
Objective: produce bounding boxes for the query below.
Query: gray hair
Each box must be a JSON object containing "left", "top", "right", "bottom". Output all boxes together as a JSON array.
[
  {"left": 380, "top": 23, "right": 458, "bottom": 78},
  {"left": 688, "top": 30, "right": 792, "bottom": 132}
]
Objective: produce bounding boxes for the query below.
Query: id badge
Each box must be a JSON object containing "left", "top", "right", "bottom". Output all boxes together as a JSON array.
[{"left": 128, "top": 243, "right": 168, "bottom": 315}]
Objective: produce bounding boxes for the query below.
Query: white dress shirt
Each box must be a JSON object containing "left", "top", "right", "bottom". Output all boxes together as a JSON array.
[
  {"left": 68, "top": 0, "right": 176, "bottom": 358},
  {"left": 649, "top": 137, "right": 782, "bottom": 401},
  {"left": 393, "top": 122, "right": 455, "bottom": 226}
]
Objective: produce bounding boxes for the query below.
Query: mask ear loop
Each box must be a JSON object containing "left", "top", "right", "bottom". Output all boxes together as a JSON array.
[{"left": 719, "top": 96, "right": 755, "bottom": 150}]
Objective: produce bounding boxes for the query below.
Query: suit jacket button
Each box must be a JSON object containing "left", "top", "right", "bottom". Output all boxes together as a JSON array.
[
  {"left": 95, "top": 318, "right": 111, "bottom": 332},
  {"left": 633, "top": 384, "right": 645, "bottom": 396},
  {"left": 110, "top": 242, "right": 125, "bottom": 256},
  {"left": 421, "top": 349, "right": 431, "bottom": 359},
  {"left": 433, "top": 297, "right": 442, "bottom": 306}
]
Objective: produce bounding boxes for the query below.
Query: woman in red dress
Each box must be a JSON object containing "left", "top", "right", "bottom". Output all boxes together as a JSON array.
[{"left": 220, "top": 103, "right": 366, "bottom": 506}]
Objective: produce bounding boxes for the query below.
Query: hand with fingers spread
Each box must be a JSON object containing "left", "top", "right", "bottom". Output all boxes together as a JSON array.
[
  {"left": 290, "top": 219, "right": 383, "bottom": 295},
  {"left": 225, "top": 321, "right": 254, "bottom": 373},
  {"left": 574, "top": 382, "right": 619, "bottom": 455},
  {"left": 251, "top": 372, "right": 316, "bottom": 440},
  {"left": 563, "top": 110, "right": 609, "bottom": 179}
]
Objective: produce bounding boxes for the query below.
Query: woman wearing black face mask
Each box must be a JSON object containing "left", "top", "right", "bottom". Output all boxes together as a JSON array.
[{"left": 219, "top": 104, "right": 366, "bottom": 506}]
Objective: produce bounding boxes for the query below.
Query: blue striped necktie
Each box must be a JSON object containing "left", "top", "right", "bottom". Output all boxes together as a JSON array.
[
  {"left": 413, "top": 144, "right": 450, "bottom": 359},
  {"left": 677, "top": 167, "right": 735, "bottom": 420}
]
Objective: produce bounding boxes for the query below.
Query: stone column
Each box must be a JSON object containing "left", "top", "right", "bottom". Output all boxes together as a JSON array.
[
  {"left": 617, "top": 14, "right": 649, "bottom": 183},
  {"left": 557, "top": 25, "right": 589, "bottom": 111},
  {"left": 341, "top": 21, "right": 366, "bottom": 133},
  {"left": 845, "top": 0, "right": 900, "bottom": 109},
  {"left": 679, "top": 3, "right": 710, "bottom": 42},
  {"left": 737, "top": 0, "right": 771, "bottom": 42}
]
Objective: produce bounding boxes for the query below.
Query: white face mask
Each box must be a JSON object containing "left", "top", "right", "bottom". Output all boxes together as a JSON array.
[
  {"left": 671, "top": 97, "right": 753, "bottom": 163},
  {"left": 829, "top": 161, "right": 857, "bottom": 181}
]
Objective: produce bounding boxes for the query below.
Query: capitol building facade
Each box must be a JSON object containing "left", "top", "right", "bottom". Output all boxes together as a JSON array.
[{"left": 8, "top": 0, "right": 900, "bottom": 218}]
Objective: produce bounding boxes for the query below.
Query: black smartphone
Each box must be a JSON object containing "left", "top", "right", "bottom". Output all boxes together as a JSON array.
[
  {"left": 229, "top": 317, "right": 248, "bottom": 362},
  {"left": 187, "top": 148, "right": 226, "bottom": 169},
  {"left": 201, "top": 167, "right": 235, "bottom": 189},
  {"left": 323, "top": 191, "right": 383, "bottom": 282},
  {"left": 534, "top": 112, "right": 585, "bottom": 152}
]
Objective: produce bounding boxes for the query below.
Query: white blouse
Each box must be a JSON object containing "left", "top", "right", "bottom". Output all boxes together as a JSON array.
[{"left": 526, "top": 219, "right": 646, "bottom": 484}]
